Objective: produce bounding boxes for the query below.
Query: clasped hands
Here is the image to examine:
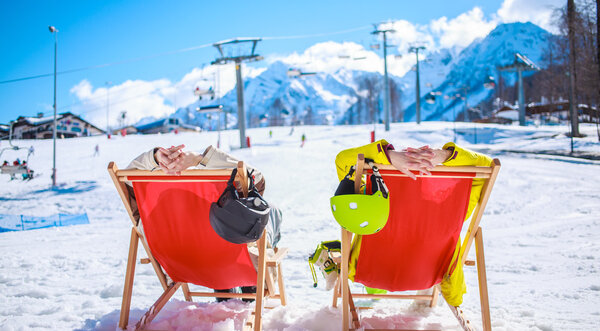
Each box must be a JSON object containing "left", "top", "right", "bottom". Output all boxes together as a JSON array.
[
  {"left": 388, "top": 146, "right": 451, "bottom": 180},
  {"left": 154, "top": 144, "right": 202, "bottom": 175}
]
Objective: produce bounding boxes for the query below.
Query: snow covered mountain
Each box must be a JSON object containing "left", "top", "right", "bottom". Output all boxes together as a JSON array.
[
  {"left": 166, "top": 22, "right": 552, "bottom": 130},
  {"left": 402, "top": 22, "right": 552, "bottom": 122}
]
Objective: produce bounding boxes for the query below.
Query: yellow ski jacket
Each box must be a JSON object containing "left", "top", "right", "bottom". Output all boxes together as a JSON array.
[{"left": 334, "top": 140, "right": 492, "bottom": 306}]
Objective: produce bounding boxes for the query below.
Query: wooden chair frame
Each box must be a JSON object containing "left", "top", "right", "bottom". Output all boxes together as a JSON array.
[
  {"left": 333, "top": 154, "right": 500, "bottom": 331},
  {"left": 108, "top": 161, "right": 287, "bottom": 331}
]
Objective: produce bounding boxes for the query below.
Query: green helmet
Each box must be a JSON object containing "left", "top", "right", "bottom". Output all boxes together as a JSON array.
[{"left": 330, "top": 164, "right": 390, "bottom": 235}]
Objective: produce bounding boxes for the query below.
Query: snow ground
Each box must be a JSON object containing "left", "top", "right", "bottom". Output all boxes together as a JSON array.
[{"left": 0, "top": 122, "right": 599, "bottom": 331}]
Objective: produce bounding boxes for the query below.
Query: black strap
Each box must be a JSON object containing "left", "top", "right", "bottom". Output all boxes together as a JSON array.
[
  {"left": 227, "top": 168, "right": 238, "bottom": 186},
  {"left": 344, "top": 166, "right": 355, "bottom": 179},
  {"left": 367, "top": 160, "right": 389, "bottom": 199}
]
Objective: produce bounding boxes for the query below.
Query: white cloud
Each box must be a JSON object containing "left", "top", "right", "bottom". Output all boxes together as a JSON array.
[
  {"left": 70, "top": 79, "right": 173, "bottom": 129},
  {"left": 430, "top": 7, "right": 497, "bottom": 49},
  {"left": 69, "top": 64, "right": 266, "bottom": 129},
  {"left": 386, "top": 20, "right": 436, "bottom": 53},
  {"left": 268, "top": 41, "right": 382, "bottom": 75},
  {"left": 495, "top": 0, "right": 563, "bottom": 33}
]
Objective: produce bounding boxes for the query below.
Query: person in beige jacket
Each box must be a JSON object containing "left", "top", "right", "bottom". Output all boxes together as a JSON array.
[{"left": 127, "top": 144, "right": 281, "bottom": 301}]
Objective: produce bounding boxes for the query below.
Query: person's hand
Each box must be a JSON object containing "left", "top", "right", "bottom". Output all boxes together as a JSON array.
[
  {"left": 431, "top": 148, "right": 452, "bottom": 166},
  {"left": 155, "top": 145, "right": 183, "bottom": 174},
  {"left": 154, "top": 145, "right": 202, "bottom": 175},
  {"left": 388, "top": 145, "right": 435, "bottom": 180}
]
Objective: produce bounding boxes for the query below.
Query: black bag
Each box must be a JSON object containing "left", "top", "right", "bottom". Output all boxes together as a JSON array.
[{"left": 209, "top": 168, "right": 270, "bottom": 244}]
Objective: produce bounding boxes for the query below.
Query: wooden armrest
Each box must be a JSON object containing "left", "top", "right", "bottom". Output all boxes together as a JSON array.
[
  {"left": 266, "top": 247, "right": 288, "bottom": 266},
  {"left": 465, "top": 260, "right": 475, "bottom": 266}
]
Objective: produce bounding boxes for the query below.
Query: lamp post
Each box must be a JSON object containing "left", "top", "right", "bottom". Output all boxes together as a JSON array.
[
  {"left": 49, "top": 25, "right": 58, "bottom": 188},
  {"left": 106, "top": 81, "right": 112, "bottom": 137},
  {"left": 372, "top": 24, "right": 395, "bottom": 131},
  {"left": 409, "top": 46, "right": 426, "bottom": 124}
]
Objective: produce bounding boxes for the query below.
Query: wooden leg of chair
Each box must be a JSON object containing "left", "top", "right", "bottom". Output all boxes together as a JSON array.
[
  {"left": 119, "top": 227, "right": 139, "bottom": 330},
  {"left": 448, "top": 303, "right": 475, "bottom": 331},
  {"left": 134, "top": 282, "right": 181, "bottom": 330},
  {"left": 265, "top": 266, "right": 276, "bottom": 298},
  {"left": 347, "top": 287, "right": 360, "bottom": 330},
  {"left": 277, "top": 263, "right": 287, "bottom": 306},
  {"left": 430, "top": 285, "right": 440, "bottom": 308},
  {"left": 137, "top": 232, "right": 169, "bottom": 290},
  {"left": 254, "top": 230, "right": 268, "bottom": 331},
  {"left": 331, "top": 276, "right": 340, "bottom": 308},
  {"left": 341, "top": 228, "right": 352, "bottom": 331},
  {"left": 475, "top": 227, "right": 492, "bottom": 331},
  {"left": 244, "top": 312, "right": 256, "bottom": 331},
  {"left": 181, "top": 283, "right": 192, "bottom": 302}
]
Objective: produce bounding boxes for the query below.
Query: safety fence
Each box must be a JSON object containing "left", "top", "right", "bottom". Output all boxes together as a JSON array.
[{"left": 0, "top": 213, "right": 89, "bottom": 232}]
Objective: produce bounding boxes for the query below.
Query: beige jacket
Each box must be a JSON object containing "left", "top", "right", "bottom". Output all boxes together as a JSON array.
[{"left": 127, "top": 145, "right": 265, "bottom": 193}]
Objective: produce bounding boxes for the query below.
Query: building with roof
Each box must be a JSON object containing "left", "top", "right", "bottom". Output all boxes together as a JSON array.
[
  {"left": 0, "top": 124, "right": 9, "bottom": 139},
  {"left": 135, "top": 118, "right": 200, "bottom": 135},
  {"left": 10, "top": 112, "right": 104, "bottom": 139}
]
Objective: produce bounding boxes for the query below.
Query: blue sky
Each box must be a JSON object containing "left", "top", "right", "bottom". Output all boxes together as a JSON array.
[{"left": 0, "top": 0, "right": 562, "bottom": 127}]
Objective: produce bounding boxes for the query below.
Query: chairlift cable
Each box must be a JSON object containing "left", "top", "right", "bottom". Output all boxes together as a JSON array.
[{"left": 0, "top": 43, "right": 214, "bottom": 85}]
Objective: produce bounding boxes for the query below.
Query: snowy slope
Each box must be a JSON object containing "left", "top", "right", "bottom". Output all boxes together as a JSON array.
[{"left": 0, "top": 123, "right": 599, "bottom": 330}]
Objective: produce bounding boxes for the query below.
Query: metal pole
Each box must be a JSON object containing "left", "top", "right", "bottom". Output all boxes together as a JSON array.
[
  {"left": 52, "top": 29, "right": 57, "bottom": 187},
  {"left": 453, "top": 104, "right": 457, "bottom": 143},
  {"left": 382, "top": 33, "right": 391, "bottom": 131},
  {"left": 235, "top": 60, "right": 247, "bottom": 148},
  {"left": 568, "top": 71, "right": 575, "bottom": 153},
  {"left": 218, "top": 112, "right": 222, "bottom": 148},
  {"left": 106, "top": 82, "right": 111, "bottom": 136},
  {"left": 464, "top": 87, "right": 469, "bottom": 122},
  {"left": 8, "top": 121, "right": 14, "bottom": 144},
  {"left": 517, "top": 69, "right": 525, "bottom": 126},
  {"left": 415, "top": 48, "right": 421, "bottom": 124}
]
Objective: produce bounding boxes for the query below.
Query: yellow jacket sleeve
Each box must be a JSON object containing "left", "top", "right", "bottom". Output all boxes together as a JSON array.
[
  {"left": 442, "top": 142, "right": 493, "bottom": 221},
  {"left": 335, "top": 139, "right": 392, "bottom": 181}
]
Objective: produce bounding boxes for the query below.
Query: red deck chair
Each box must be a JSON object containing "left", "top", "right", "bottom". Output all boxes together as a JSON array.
[
  {"left": 108, "top": 161, "right": 287, "bottom": 331},
  {"left": 332, "top": 154, "right": 500, "bottom": 331}
]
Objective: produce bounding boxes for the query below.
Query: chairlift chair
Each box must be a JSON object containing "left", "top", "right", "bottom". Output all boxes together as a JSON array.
[
  {"left": 0, "top": 137, "right": 35, "bottom": 180},
  {"left": 483, "top": 76, "right": 496, "bottom": 90},
  {"left": 425, "top": 92, "right": 436, "bottom": 104}
]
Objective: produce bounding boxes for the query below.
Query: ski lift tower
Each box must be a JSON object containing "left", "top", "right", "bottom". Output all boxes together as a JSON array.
[
  {"left": 498, "top": 53, "right": 540, "bottom": 126},
  {"left": 409, "top": 45, "right": 426, "bottom": 124},
  {"left": 211, "top": 38, "right": 263, "bottom": 148},
  {"left": 372, "top": 23, "right": 395, "bottom": 131}
]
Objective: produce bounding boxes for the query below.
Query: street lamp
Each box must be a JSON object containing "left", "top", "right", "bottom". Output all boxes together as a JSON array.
[
  {"left": 409, "top": 45, "right": 426, "bottom": 124},
  {"left": 49, "top": 25, "right": 58, "bottom": 188},
  {"left": 106, "top": 81, "right": 112, "bottom": 137},
  {"left": 372, "top": 24, "right": 395, "bottom": 131}
]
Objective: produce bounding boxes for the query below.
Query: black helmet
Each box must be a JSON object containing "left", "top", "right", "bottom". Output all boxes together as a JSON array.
[{"left": 209, "top": 168, "right": 270, "bottom": 244}]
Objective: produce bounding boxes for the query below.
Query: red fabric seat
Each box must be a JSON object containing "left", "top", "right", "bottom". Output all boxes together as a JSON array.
[
  {"left": 353, "top": 173, "right": 473, "bottom": 291},
  {"left": 132, "top": 179, "right": 257, "bottom": 289}
]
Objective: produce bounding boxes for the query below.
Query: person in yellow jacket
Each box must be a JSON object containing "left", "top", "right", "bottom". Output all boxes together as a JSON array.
[{"left": 335, "top": 139, "right": 493, "bottom": 306}]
